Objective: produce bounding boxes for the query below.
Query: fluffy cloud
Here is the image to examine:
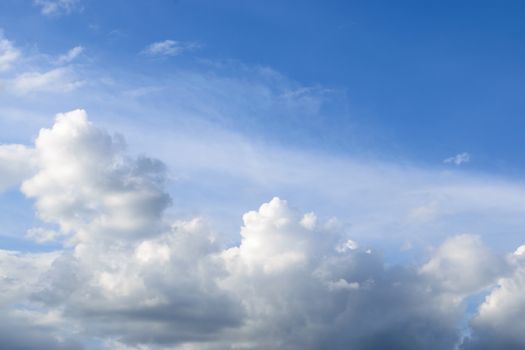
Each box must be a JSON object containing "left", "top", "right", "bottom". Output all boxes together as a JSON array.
[
  {"left": 14, "top": 110, "right": 240, "bottom": 346},
  {"left": 217, "top": 197, "right": 462, "bottom": 350},
  {"left": 420, "top": 234, "right": 505, "bottom": 295},
  {"left": 21, "top": 109, "right": 171, "bottom": 242},
  {"left": 461, "top": 249, "right": 525, "bottom": 349},
  {"left": 1, "top": 110, "right": 524, "bottom": 349}
]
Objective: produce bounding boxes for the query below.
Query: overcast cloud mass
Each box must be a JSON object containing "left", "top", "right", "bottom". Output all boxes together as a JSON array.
[{"left": 2, "top": 1, "right": 525, "bottom": 349}]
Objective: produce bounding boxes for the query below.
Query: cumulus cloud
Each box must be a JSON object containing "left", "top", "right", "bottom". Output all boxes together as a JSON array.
[
  {"left": 217, "top": 197, "right": 462, "bottom": 350},
  {"left": 1, "top": 110, "right": 523, "bottom": 349},
  {"left": 420, "top": 234, "right": 505, "bottom": 295},
  {"left": 34, "top": 0, "right": 81, "bottom": 16},
  {"left": 21, "top": 109, "right": 171, "bottom": 242},
  {"left": 142, "top": 40, "right": 200, "bottom": 57},
  {"left": 0, "top": 31, "right": 20, "bottom": 71},
  {"left": 444, "top": 152, "right": 470, "bottom": 165},
  {"left": 461, "top": 250, "right": 525, "bottom": 349}
]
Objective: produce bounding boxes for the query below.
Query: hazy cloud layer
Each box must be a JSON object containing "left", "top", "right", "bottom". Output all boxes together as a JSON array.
[{"left": 0, "top": 31, "right": 20, "bottom": 71}]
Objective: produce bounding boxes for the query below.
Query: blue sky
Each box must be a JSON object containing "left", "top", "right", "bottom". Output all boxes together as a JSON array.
[
  {"left": 2, "top": 1, "right": 525, "bottom": 349},
  {"left": 2, "top": 0, "right": 525, "bottom": 258},
  {"left": 3, "top": 0, "right": 525, "bottom": 170}
]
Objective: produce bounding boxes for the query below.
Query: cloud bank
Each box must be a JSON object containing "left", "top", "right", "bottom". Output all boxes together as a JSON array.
[{"left": 0, "top": 110, "right": 524, "bottom": 349}]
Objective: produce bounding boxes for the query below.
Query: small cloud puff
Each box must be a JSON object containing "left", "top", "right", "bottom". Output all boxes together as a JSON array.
[
  {"left": 142, "top": 39, "right": 200, "bottom": 57},
  {"left": 444, "top": 152, "right": 470, "bottom": 165}
]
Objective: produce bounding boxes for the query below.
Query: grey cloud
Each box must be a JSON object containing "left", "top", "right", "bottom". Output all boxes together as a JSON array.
[{"left": 0, "top": 312, "right": 83, "bottom": 350}]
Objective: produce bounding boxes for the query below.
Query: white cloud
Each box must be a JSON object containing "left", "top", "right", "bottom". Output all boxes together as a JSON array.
[
  {"left": 461, "top": 253, "right": 525, "bottom": 349},
  {"left": 2, "top": 28, "right": 525, "bottom": 349},
  {"left": 4, "top": 59, "right": 524, "bottom": 253},
  {"left": 420, "top": 234, "right": 505, "bottom": 295},
  {"left": 2, "top": 112, "right": 525, "bottom": 349},
  {"left": 142, "top": 40, "right": 200, "bottom": 57},
  {"left": 33, "top": 0, "right": 81, "bottom": 16},
  {"left": 21, "top": 109, "right": 171, "bottom": 242},
  {"left": 444, "top": 152, "right": 470, "bottom": 165},
  {"left": 11, "top": 67, "right": 84, "bottom": 94},
  {"left": 0, "top": 31, "right": 20, "bottom": 71},
  {"left": 0, "top": 112, "right": 470, "bottom": 349},
  {"left": 56, "top": 46, "right": 83, "bottom": 65},
  {"left": 217, "top": 197, "right": 463, "bottom": 349}
]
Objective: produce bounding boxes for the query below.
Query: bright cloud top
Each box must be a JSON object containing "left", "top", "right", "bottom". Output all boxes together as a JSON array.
[{"left": 0, "top": 110, "right": 523, "bottom": 349}]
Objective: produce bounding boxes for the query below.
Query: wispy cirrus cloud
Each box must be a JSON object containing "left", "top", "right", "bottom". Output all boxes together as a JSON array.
[
  {"left": 0, "top": 31, "right": 20, "bottom": 71},
  {"left": 444, "top": 152, "right": 470, "bottom": 165},
  {"left": 33, "top": 0, "right": 82, "bottom": 17},
  {"left": 142, "top": 39, "right": 200, "bottom": 57},
  {"left": 0, "top": 32, "right": 85, "bottom": 96},
  {"left": 56, "top": 46, "right": 83, "bottom": 65},
  {"left": 10, "top": 67, "right": 84, "bottom": 95}
]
